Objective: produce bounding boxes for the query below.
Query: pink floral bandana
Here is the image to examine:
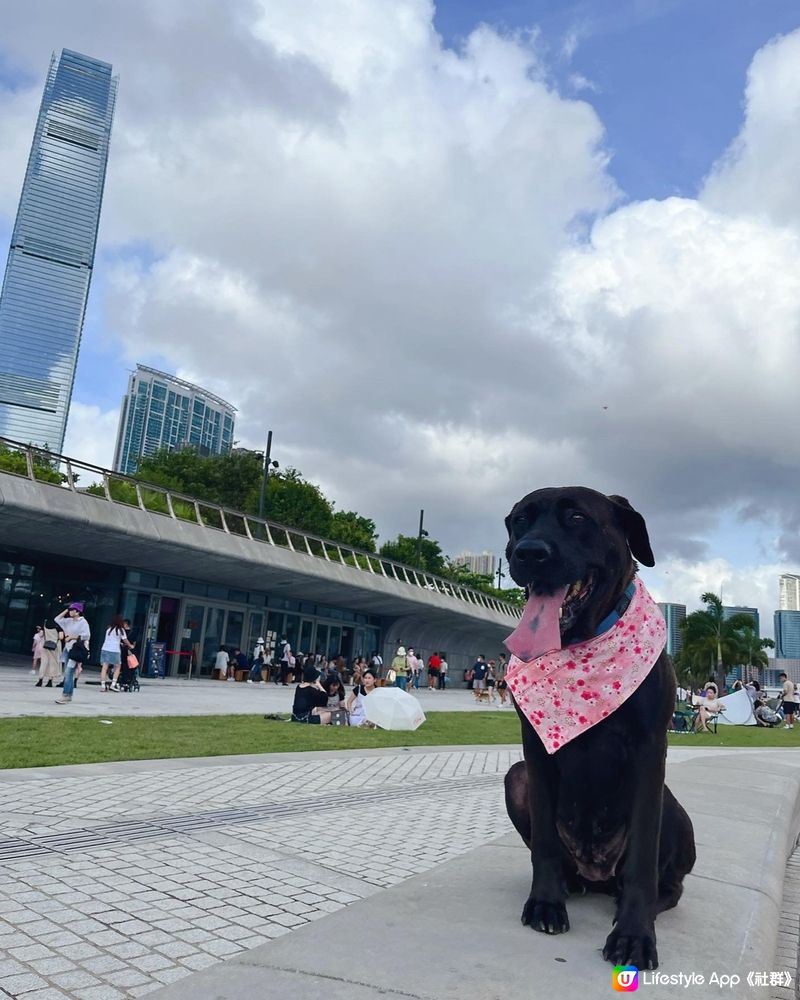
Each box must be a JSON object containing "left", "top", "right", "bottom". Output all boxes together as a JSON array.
[{"left": 505, "top": 578, "right": 666, "bottom": 754}]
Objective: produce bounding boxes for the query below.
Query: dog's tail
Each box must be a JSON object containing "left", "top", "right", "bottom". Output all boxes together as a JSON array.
[{"left": 504, "top": 760, "right": 532, "bottom": 849}]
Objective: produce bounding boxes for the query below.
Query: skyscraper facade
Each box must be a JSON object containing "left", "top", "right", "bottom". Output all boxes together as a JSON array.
[
  {"left": 774, "top": 611, "right": 800, "bottom": 659},
  {"left": 722, "top": 605, "right": 760, "bottom": 636},
  {"left": 656, "top": 602, "right": 686, "bottom": 657},
  {"left": 113, "top": 366, "right": 236, "bottom": 475},
  {"left": 779, "top": 574, "right": 800, "bottom": 611},
  {"left": 0, "top": 49, "right": 117, "bottom": 452}
]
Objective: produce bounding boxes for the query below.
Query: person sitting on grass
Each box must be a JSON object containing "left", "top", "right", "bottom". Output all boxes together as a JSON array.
[
  {"left": 347, "top": 669, "right": 377, "bottom": 727},
  {"left": 291, "top": 665, "right": 332, "bottom": 724},
  {"left": 323, "top": 674, "right": 347, "bottom": 710}
]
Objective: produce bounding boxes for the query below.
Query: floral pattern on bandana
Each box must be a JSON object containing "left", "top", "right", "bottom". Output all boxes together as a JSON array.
[{"left": 506, "top": 578, "right": 666, "bottom": 754}]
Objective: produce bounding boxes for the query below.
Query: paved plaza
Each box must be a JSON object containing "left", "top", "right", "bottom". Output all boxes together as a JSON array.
[
  {"left": 1, "top": 658, "right": 498, "bottom": 719},
  {"left": 1, "top": 656, "right": 798, "bottom": 999}
]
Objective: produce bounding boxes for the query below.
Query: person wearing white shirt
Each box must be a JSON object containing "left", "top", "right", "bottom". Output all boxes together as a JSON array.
[{"left": 54, "top": 603, "right": 91, "bottom": 704}]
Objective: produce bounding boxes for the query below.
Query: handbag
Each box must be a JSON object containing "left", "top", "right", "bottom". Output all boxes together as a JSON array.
[
  {"left": 43, "top": 640, "right": 57, "bottom": 651},
  {"left": 127, "top": 653, "right": 139, "bottom": 669},
  {"left": 69, "top": 638, "right": 89, "bottom": 663}
]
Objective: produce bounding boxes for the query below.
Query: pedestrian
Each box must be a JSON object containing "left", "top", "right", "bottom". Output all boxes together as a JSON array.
[
  {"left": 53, "top": 603, "right": 91, "bottom": 705},
  {"left": 471, "top": 654, "right": 488, "bottom": 703},
  {"left": 99, "top": 614, "right": 127, "bottom": 692},
  {"left": 486, "top": 660, "right": 498, "bottom": 703},
  {"left": 426, "top": 651, "right": 441, "bottom": 690},
  {"left": 31, "top": 625, "right": 45, "bottom": 675},
  {"left": 391, "top": 646, "right": 408, "bottom": 690},
  {"left": 370, "top": 649, "right": 384, "bottom": 681},
  {"left": 438, "top": 653, "right": 448, "bottom": 690},
  {"left": 408, "top": 647, "right": 421, "bottom": 690},
  {"left": 110, "top": 619, "right": 137, "bottom": 691},
  {"left": 780, "top": 672, "right": 797, "bottom": 730},
  {"left": 35, "top": 620, "right": 62, "bottom": 688},
  {"left": 248, "top": 638, "right": 267, "bottom": 684}
]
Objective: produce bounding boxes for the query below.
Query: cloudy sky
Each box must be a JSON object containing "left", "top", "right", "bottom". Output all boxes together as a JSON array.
[{"left": 1, "top": 0, "right": 799, "bottom": 634}]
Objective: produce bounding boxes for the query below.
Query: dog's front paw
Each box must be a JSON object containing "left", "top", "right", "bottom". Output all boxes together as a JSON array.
[
  {"left": 521, "top": 896, "right": 570, "bottom": 934},
  {"left": 602, "top": 924, "right": 658, "bottom": 969}
]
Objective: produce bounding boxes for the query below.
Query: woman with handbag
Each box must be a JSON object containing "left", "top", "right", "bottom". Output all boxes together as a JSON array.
[
  {"left": 99, "top": 615, "right": 127, "bottom": 692},
  {"left": 54, "top": 603, "right": 91, "bottom": 705},
  {"left": 111, "top": 619, "right": 138, "bottom": 690},
  {"left": 35, "top": 621, "right": 62, "bottom": 688}
]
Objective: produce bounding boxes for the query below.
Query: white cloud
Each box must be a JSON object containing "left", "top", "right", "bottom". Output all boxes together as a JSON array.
[
  {"left": 702, "top": 28, "right": 800, "bottom": 228},
  {"left": 63, "top": 402, "right": 119, "bottom": 471},
  {"left": 2, "top": 4, "right": 800, "bottom": 618}
]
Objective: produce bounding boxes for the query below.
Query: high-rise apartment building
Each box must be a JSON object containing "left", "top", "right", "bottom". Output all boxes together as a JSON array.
[
  {"left": 656, "top": 602, "right": 686, "bottom": 657},
  {"left": 113, "top": 366, "right": 236, "bottom": 475},
  {"left": 774, "top": 611, "right": 800, "bottom": 659},
  {"left": 0, "top": 49, "right": 117, "bottom": 451},
  {"left": 779, "top": 574, "right": 800, "bottom": 612},
  {"left": 453, "top": 551, "right": 496, "bottom": 577}
]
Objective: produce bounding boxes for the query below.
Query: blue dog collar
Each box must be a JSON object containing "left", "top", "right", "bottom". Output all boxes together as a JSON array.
[{"left": 594, "top": 581, "right": 637, "bottom": 637}]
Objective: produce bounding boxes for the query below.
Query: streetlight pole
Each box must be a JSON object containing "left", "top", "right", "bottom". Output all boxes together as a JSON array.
[
  {"left": 258, "top": 431, "right": 279, "bottom": 520},
  {"left": 415, "top": 509, "right": 428, "bottom": 568},
  {"left": 496, "top": 558, "right": 506, "bottom": 590}
]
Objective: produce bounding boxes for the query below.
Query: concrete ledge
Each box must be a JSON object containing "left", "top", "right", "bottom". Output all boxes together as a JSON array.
[{"left": 149, "top": 752, "right": 799, "bottom": 1000}]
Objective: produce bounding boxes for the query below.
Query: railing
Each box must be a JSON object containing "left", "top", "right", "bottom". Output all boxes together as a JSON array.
[{"left": 0, "top": 437, "right": 520, "bottom": 618}]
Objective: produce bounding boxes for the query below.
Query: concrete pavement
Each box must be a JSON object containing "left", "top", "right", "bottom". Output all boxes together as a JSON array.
[{"left": 0, "top": 746, "right": 797, "bottom": 1000}]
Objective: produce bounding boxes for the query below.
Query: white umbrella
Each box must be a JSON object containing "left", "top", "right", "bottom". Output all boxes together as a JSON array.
[{"left": 363, "top": 688, "right": 426, "bottom": 731}]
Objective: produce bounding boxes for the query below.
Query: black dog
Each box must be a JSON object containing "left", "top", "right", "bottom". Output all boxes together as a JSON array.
[{"left": 503, "top": 487, "right": 695, "bottom": 970}]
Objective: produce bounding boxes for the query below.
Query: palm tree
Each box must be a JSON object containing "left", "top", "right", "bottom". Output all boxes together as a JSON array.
[
  {"left": 680, "top": 593, "right": 756, "bottom": 691},
  {"left": 738, "top": 625, "right": 775, "bottom": 674}
]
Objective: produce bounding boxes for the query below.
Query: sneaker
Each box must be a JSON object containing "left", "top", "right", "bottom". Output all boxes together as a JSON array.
[
  {"left": 110, "top": 683, "right": 120, "bottom": 692},
  {"left": 100, "top": 682, "right": 107, "bottom": 692},
  {"left": 246, "top": 679, "right": 253, "bottom": 683},
  {"left": 35, "top": 679, "right": 42, "bottom": 687},
  {"left": 55, "top": 696, "right": 72, "bottom": 704},
  {"left": 784, "top": 724, "right": 792, "bottom": 729},
  {"left": 45, "top": 680, "right": 52, "bottom": 688}
]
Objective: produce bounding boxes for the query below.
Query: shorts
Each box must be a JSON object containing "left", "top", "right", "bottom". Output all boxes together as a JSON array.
[
  {"left": 473, "top": 678, "right": 486, "bottom": 690},
  {"left": 497, "top": 679, "right": 508, "bottom": 690},
  {"left": 291, "top": 713, "right": 321, "bottom": 724},
  {"left": 487, "top": 679, "right": 496, "bottom": 688},
  {"left": 100, "top": 649, "right": 121, "bottom": 666},
  {"left": 782, "top": 701, "right": 798, "bottom": 715}
]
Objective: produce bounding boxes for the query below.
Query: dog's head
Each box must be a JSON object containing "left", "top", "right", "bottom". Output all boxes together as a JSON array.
[{"left": 504, "top": 487, "right": 654, "bottom": 642}]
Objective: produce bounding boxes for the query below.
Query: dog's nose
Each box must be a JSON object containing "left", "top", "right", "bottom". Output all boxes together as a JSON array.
[{"left": 512, "top": 539, "right": 554, "bottom": 564}]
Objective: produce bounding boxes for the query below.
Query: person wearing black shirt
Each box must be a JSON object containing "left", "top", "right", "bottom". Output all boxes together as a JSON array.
[
  {"left": 471, "top": 655, "right": 488, "bottom": 702},
  {"left": 291, "top": 665, "right": 332, "bottom": 724}
]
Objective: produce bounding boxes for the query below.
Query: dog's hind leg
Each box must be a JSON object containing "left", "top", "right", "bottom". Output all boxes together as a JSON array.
[
  {"left": 656, "top": 786, "right": 696, "bottom": 913},
  {"left": 504, "top": 760, "right": 531, "bottom": 849}
]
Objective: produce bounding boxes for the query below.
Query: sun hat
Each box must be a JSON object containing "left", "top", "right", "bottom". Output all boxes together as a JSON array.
[
  {"left": 68, "top": 602, "right": 84, "bottom": 613},
  {"left": 396, "top": 646, "right": 406, "bottom": 656},
  {"left": 256, "top": 637, "right": 265, "bottom": 643},
  {"left": 303, "top": 664, "right": 320, "bottom": 683}
]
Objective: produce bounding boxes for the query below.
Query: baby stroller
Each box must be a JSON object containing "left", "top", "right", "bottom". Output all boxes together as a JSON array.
[{"left": 118, "top": 652, "right": 141, "bottom": 692}]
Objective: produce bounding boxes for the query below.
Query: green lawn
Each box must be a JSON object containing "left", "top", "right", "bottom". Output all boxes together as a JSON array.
[{"left": 0, "top": 713, "right": 797, "bottom": 770}]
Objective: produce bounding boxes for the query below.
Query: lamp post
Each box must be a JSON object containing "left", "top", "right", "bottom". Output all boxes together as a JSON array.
[
  {"left": 496, "top": 558, "right": 506, "bottom": 591},
  {"left": 415, "top": 509, "right": 429, "bottom": 568},
  {"left": 257, "top": 430, "right": 279, "bottom": 520}
]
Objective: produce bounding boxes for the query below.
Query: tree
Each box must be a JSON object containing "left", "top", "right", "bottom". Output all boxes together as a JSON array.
[
  {"left": 259, "top": 468, "right": 334, "bottom": 536},
  {"left": 137, "top": 448, "right": 263, "bottom": 511},
  {"left": 0, "top": 443, "right": 66, "bottom": 485},
  {"left": 329, "top": 510, "right": 378, "bottom": 552},
  {"left": 680, "top": 593, "right": 758, "bottom": 690},
  {"left": 379, "top": 534, "right": 447, "bottom": 576},
  {"left": 738, "top": 625, "right": 775, "bottom": 671}
]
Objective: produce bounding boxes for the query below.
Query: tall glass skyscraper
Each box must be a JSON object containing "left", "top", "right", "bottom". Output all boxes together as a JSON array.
[
  {"left": 113, "top": 366, "right": 237, "bottom": 475},
  {"left": 0, "top": 49, "right": 117, "bottom": 451}
]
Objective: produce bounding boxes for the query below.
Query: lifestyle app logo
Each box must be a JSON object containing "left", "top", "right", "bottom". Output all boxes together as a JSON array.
[{"left": 612, "top": 966, "right": 639, "bottom": 992}]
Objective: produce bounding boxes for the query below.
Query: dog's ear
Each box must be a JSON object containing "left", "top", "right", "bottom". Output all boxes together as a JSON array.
[{"left": 607, "top": 494, "right": 655, "bottom": 567}]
